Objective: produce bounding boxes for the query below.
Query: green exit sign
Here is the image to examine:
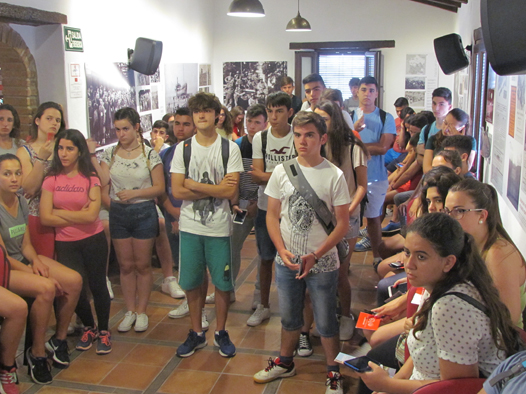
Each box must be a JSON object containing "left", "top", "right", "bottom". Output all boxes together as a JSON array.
[{"left": 64, "top": 27, "right": 83, "bottom": 52}]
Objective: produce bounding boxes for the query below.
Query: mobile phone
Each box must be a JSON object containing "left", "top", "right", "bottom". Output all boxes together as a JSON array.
[
  {"left": 389, "top": 261, "right": 404, "bottom": 269},
  {"left": 47, "top": 132, "right": 55, "bottom": 142},
  {"left": 233, "top": 209, "right": 247, "bottom": 224},
  {"left": 396, "top": 163, "right": 404, "bottom": 168},
  {"left": 291, "top": 255, "right": 303, "bottom": 275},
  {"left": 344, "top": 356, "right": 379, "bottom": 373},
  {"left": 388, "top": 285, "right": 394, "bottom": 297}
]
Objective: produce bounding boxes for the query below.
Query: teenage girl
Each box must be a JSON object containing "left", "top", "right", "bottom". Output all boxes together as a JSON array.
[
  {"left": 0, "top": 104, "right": 24, "bottom": 155},
  {"left": 99, "top": 107, "right": 164, "bottom": 333},
  {"left": 17, "top": 102, "right": 66, "bottom": 258},
  {"left": 40, "top": 129, "right": 112, "bottom": 354},
  {"left": 0, "top": 153, "right": 81, "bottom": 384}
]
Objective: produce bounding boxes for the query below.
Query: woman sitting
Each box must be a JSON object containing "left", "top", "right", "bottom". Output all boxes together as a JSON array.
[{"left": 357, "top": 213, "right": 521, "bottom": 393}]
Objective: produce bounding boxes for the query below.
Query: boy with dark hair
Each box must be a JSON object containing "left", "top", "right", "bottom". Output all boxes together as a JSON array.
[
  {"left": 253, "top": 111, "right": 350, "bottom": 394},
  {"left": 441, "top": 135, "right": 476, "bottom": 178},
  {"left": 417, "top": 87, "right": 452, "bottom": 147},
  {"left": 343, "top": 77, "right": 361, "bottom": 113},
  {"left": 302, "top": 73, "right": 326, "bottom": 111},
  {"left": 352, "top": 76, "right": 396, "bottom": 265},
  {"left": 170, "top": 92, "right": 243, "bottom": 358},
  {"left": 249, "top": 91, "right": 295, "bottom": 326},
  {"left": 280, "top": 76, "right": 302, "bottom": 116},
  {"left": 151, "top": 120, "right": 170, "bottom": 153}
]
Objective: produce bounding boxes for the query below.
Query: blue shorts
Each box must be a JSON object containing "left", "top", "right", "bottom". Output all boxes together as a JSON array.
[
  {"left": 275, "top": 262, "right": 339, "bottom": 337},
  {"left": 255, "top": 209, "right": 277, "bottom": 261},
  {"left": 109, "top": 200, "right": 159, "bottom": 239},
  {"left": 179, "top": 231, "right": 234, "bottom": 292}
]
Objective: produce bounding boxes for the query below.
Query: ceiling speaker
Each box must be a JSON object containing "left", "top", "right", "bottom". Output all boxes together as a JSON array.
[{"left": 434, "top": 33, "right": 469, "bottom": 75}]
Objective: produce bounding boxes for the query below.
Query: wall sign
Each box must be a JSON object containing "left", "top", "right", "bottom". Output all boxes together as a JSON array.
[{"left": 64, "top": 27, "right": 83, "bottom": 52}]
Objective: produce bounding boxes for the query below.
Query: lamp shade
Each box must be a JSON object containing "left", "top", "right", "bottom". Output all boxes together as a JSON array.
[
  {"left": 227, "top": 0, "right": 265, "bottom": 17},
  {"left": 286, "top": 12, "right": 311, "bottom": 31}
]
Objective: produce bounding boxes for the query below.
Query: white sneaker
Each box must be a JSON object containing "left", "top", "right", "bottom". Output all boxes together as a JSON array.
[
  {"left": 247, "top": 304, "right": 271, "bottom": 327},
  {"left": 325, "top": 371, "right": 343, "bottom": 394},
  {"left": 253, "top": 357, "right": 296, "bottom": 383},
  {"left": 134, "top": 313, "right": 149, "bottom": 332},
  {"left": 118, "top": 311, "right": 137, "bottom": 332},
  {"left": 297, "top": 332, "right": 313, "bottom": 357},
  {"left": 106, "top": 277, "right": 114, "bottom": 300},
  {"left": 67, "top": 316, "right": 84, "bottom": 335},
  {"left": 168, "top": 300, "right": 189, "bottom": 319},
  {"left": 339, "top": 315, "right": 355, "bottom": 341},
  {"left": 205, "top": 292, "right": 215, "bottom": 304},
  {"left": 252, "top": 289, "right": 261, "bottom": 310},
  {"left": 162, "top": 276, "right": 185, "bottom": 299},
  {"left": 202, "top": 309, "right": 209, "bottom": 331}
]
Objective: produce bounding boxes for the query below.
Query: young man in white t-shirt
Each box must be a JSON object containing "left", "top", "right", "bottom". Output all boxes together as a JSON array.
[
  {"left": 170, "top": 92, "right": 243, "bottom": 358},
  {"left": 249, "top": 92, "right": 295, "bottom": 326},
  {"left": 253, "top": 111, "right": 350, "bottom": 394}
]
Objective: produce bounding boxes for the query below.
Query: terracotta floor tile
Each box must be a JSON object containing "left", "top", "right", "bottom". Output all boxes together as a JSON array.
[
  {"left": 110, "top": 319, "right": 161, "bottom": 338},
  {"left": 109, "top": 300, "right": 125, "bottom": 318},
  {"left": 99, "top": 362, "right": 162, "bottom": 390},
  {"left": 159, "top": 370, "right": 220, "bottom": 394},
  {"left": 55, "top": 358, "right": 116, "bottom": 384},
  {"left": 76, "top": 339, "right": 136, "bottom": 363},
  {"left": 223, "top": 353, "right": 274, "bottom": 376},
  {"left": 146, "top": 321, "right": 191, "bottom": 342},
  {"left": 239, "top": 328, "right": 281, "bottom": 350},
  {"left": 177, "top": 348, "right": 230, "bottom": 372},
  {"left": 276, "top": 379, "right": 327, "bottom": 394},
  {"left": 145, "top": 305, "right": 176, "bottom": 322},
  {"left": 210, "top": 374, "right": 266, "bottom": 394},
  {"left": 148, "top": 290, "right": 180, "bottom": 304},
  {"left": 292, "top": 358, "right": 328, "bottom": 383},
  {"left": 122, "top": 343, "right": 175, "bottom": 366}
]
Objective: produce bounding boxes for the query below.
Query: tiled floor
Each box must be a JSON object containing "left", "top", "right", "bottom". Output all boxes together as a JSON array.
[{"left": 15, "top": 234, "right": 379, "bottom": 394}]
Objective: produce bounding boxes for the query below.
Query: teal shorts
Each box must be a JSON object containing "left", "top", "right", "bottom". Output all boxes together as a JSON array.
[{"left": 179, "top": 231, "right": 234, "bottom": 292}]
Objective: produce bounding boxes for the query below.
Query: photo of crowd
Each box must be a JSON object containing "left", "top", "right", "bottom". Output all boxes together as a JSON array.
[
  {"left": 223, "top": 61, "right": 287, "bottom": 110},
  {"left": 164, "top": 63, "right": 198, "bottom": 113}
]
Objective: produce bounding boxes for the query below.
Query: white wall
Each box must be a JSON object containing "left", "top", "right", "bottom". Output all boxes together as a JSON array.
[
  {"left": 211, "top": 0, "right": 457, "bottom": 115},
  {"left": 6, "top": 0, "right": 216, "bottom": 132}
]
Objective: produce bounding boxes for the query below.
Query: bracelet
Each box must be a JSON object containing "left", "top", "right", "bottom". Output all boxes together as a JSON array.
[
  {"left": 34, "top": 156, "right": 46, "bottom": 163},
  {"left": 311, "top": 252, "right": 319, "bottom": 263}
]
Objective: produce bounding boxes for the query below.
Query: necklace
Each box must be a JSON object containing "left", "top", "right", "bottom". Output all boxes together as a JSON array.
[{"left": 122, "top": 144, "right": 141, "bottom": 157}]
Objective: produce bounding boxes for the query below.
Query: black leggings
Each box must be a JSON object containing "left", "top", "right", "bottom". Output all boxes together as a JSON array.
[{"left": 56, "top": 231, "right": 110, "bottom": 331}]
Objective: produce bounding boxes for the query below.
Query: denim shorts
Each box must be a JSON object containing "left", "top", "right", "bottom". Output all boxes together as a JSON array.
[
  {"left": 364, "top": 180, "right": 389, "bottom": 219},
  {"left": 255, "top": 209, "right": 277, "bottom": 261},
  {"left": 275, "top": 262, "right": 339, "bottom": 337},
  {"left": 109, "top": 200, "right": 158, "bottom": 239},
  {"left": 345, "top": 214, "right": 360, "bottom": 239}
]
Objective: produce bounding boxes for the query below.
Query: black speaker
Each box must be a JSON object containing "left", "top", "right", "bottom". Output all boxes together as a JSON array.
[
  {"left": 481, "top": 0, "right": 526, "bottom": 76},
  {"left": 433, "top": 33, "right": 469, "bottom": 75},
  {"left": 128, "top": 38, "right": 163, "bottom": 75}
]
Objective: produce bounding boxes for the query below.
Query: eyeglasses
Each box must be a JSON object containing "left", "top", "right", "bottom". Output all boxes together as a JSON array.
[{"left": 441, "top": 207, "right": 484, "bottom": 220}]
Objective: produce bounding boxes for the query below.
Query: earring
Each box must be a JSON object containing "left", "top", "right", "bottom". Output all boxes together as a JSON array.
[{"left": 479, "top": 219, "right": 483, "bottom": 224}]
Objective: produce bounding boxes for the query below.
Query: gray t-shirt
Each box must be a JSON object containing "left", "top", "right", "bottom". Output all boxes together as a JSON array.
[{"left": 0, "top": 196, "right": 29, "bottom": 262}]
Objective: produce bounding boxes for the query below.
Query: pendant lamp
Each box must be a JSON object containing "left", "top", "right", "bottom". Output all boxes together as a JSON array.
[
  {"left": 286, "top": 0, "right": 311, "bottom": 31},
  {"left": 227, "top": 0, "right": 265, "bottom": 17}
]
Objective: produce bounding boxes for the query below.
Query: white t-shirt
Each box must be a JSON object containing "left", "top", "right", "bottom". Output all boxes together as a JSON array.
[
  {"left": 265, "top": 158, "right": 351, "bottom": 273},
  {"left": 407, "top": 282, "right": 505, "bottom": 381},
  {"left": 252, "top": 126, "right": 296, "bottom": 210},
  {"left": 170, "top": 135, "right": 243, "bottom": 237},
  {"left": 101, "top": 145, "right": 162, "bottom": 203}
]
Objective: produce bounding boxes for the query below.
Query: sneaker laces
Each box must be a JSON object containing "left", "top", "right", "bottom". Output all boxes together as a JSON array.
[
  {"left": 264, "top": 357, "right": 278, "bottom": 372},
  {"left": 299, "top": 334, "right": 310, "bottom": 349},
  {"left": 326, "top": 372, "right": 341, "bottom": 390},
  {"left": 99, "top": 332, "right": 111, "bottom": 346},
  {"left": 0, "top": 368, "right": 17, "bottom": 385},
  {"left": 81, "top": 328, "right": 96, "bottom": 342}
]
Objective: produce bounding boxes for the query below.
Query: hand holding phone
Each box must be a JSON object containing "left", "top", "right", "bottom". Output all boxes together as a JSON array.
[
  {"left": 233, "top": 209, "right": 247, "bottom": 224},
  {"left": 344, "top": 356, "right": 379, "bottom": 372}
]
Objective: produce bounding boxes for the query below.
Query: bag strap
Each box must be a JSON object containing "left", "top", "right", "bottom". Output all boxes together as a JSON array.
[
  {"left": 221, "top": 137, "right": 229, "bottom": 177},
  {"left": 261, "top": 129, "right": 268, "bottom": 172},
  {"left": 282, "top": 159, "right": 335, "bottom": 236},
  {"left": 440, "top": 291, "right": 489, "bottom": 317},
  {"left": 183, "top": 137, "right": 192, "bottom": 178}
]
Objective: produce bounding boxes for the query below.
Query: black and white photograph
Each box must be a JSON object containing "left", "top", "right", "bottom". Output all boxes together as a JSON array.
[
  {"left": 151, "top": 68, "right": 161, "bottom": 83},
  {"left": 137, "top": 73, "right": 150, "bottom": 86},
  {"left": 518, "top": 75, "right": 526, "bottom": 112},
  {"left": 139, "top": 89, "right": 152, "bottom": 112},
  {"left": 151, "top": 85, "right": 159, "bottom": 110},
  {"left": 86, "top": 62, "right": 137, "bottom": 146},
  {"left": 199, "top": 87, "right": 210, "bottom": 93},
  {"left": 140, "top": 114, "right": 153, "bottom": 133},
  {"left": 164, "top": 63, "right": 198, "bottom": 113},
  {"left": 507, "top": 141, "right": 522, "bottom": 210},
  {"left": 406, "top": 54, "right": 426, "bottom": 76},
  {"left": 405, "top": 76, "right": 425, "bottom": 90},
  {"left": 223, "top": 61, "right": 287, "bottom": 110},
  {"left": 199, "top": 64, "right": 211, "bottom": 86},
  {"left": 405, "top": 90, "right": 426, "bottom": 107}
]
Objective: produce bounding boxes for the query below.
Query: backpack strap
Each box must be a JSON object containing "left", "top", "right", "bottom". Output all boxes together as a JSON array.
[
  {"left": 379, "top": 109, "right": 386, "bottom": 127},
  {"left": 440, "top": 291, "right": 489, "bottom": 317},
  {"left": 183, "top": 137, "right": 192, "bottom": 178},
  {"left": 221, "top": 137, "right": 229, "bottom": 177},
  {"left": 261, "top": 129, "right": 268, "bottom": 172},
  {"left": 423, "top": 124, "right": 432, "bottom": 145}
]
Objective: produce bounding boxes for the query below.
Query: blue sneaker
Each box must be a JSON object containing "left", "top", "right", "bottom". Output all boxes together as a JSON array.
[
  {"left": 177, "top": 330, "right": 207, "bottom": 358},
  {"left": 382, "top": 221, "right": 401, "bottom": 236},
  {"left": 214, "top": 330, "right": 236, "bottom": 358},
  {"left": 359, "top": 227, "right": 368, "bottom": 238},
  {"left": 354, "top": 236, "right": 371, "bottom": 252}
]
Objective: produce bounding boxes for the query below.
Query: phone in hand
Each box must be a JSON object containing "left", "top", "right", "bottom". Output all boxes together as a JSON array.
[
  {"left": 388, "top": 261, "right": 404, "bottom": 269},
  {"left": 47, "top": 132, "right": 55, "bottom": 142},
  {"left": 233, "top": 209, "right": 247, "bottom": 224},
  {"left": 291, "top": 255, "right": 303, "bottom": 275},
  {"left": 344, "top": 356, "right": 379, "bottom": 373}
]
